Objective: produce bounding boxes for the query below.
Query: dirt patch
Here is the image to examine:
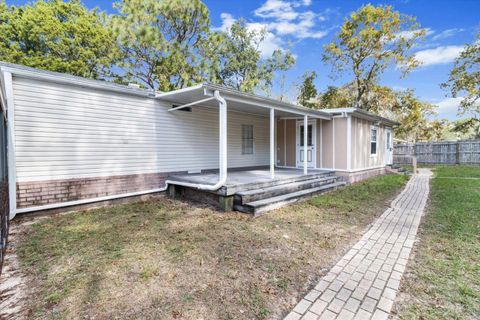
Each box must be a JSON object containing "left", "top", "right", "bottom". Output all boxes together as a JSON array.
[
  {"left": 7, "top": 174, "right": 408, "bottom": 320},
  {"left": 0, "top": 222, "right": 31, "bottom": 319}
]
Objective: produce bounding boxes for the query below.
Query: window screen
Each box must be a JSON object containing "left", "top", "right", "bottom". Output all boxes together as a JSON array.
[
  {"left": 370, "top": 127, "right": 378, "bottom": 155},
  {"left": 242, "top": 125, "right": 254, "bottom": 154}
]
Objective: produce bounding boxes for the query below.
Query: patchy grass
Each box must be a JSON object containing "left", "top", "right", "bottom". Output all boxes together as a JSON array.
[
  {"left": 394, "top": 166, "right": 480, "bottom": 320},
  {"left": 15, "top": 174, "right": 408, "bottom": 320}
]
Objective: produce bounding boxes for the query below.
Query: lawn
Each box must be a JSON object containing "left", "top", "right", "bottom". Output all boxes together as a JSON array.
[
  {"left": 394, "top": 166, "right": 480, "bottom": 320},
  {"left": 15, "top": 174, "right": 408, "bottom": 320}
]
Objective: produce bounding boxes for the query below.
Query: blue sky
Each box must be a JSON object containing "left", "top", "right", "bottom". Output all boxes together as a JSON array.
[{"left": 7, "top": 0, "right": 480, "bottom": 120}]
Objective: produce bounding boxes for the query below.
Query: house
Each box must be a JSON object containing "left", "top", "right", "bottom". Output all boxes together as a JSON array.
[{"left": 0, "top": 62, "right": 397, "bottom": 218}]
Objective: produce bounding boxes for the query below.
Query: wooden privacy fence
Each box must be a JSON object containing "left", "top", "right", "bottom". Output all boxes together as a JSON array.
[{"left": 394, "top": 140, "right": 480, "bottom": 165}]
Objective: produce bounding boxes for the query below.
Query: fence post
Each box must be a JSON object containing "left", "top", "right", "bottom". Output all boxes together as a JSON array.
[
  {"left": 456, "top": 141, "right": 460, "bottom": 165},
  {"left": 413, "top": 143, "right": 417, "bottom": 163}
]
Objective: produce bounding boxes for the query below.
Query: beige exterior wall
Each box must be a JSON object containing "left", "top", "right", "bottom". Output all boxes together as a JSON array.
[
  {"left": 321, "top": 119, "right": 333, "bottom": 169},
  {"left": 275, "top": 116, "right": 393, "bottom": 172},
  {"left": 351, "top": 117, "right": 389, "bottom": 170},
  {"left": 316, "top": 119, "right": 322, "bottom": 168},
  {"left": 276, "top": 119, "right": 286, "bottom": 166},
  {"left": 334, "top": 117, "right": 348, "bottom": 170},
  {"left": 276, "top": 119, "right": 296, "bottom": 167}
]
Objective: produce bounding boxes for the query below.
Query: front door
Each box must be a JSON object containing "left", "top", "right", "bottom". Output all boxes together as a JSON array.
[
  {"left": 296, "top": 120, "right": 316, "bottom": 168},
  {"left": 385, "top": 129, "right": 393, "bottom": 165}
]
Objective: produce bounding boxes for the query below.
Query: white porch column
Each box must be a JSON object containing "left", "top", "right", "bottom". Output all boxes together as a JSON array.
[
  {"left": 214, "top": 90, "right": 227, "bottom": 182},
  {"left": 347, "top": 115, "right": 352, "bottom": 171},
  {"left": 270, "top": 108, "right": 275, "bottom": 179},
  {"left": 303, "top": 114, "right": 308, "bottom": 175}
]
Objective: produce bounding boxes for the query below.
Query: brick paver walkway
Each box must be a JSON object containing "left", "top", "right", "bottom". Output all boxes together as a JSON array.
[{"left": 285, "top": 169, "right": 432, "bottom": 320}]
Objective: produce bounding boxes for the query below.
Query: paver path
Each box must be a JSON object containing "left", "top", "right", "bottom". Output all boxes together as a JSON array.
[{"left": 285, "top": 169, "right": 432, "bottom": 320}]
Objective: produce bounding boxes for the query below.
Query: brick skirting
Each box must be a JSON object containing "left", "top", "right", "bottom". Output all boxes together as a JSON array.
[
  {"left": 16, "top": 171, "right": 186, "bottom": 209},
  {"left": 337, "top": 167, "right": 387, "bottom": 184}
]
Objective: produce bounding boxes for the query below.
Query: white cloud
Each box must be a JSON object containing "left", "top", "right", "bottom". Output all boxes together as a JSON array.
[
  {"left": 253, "top": 0, "right": 329, "bottom": 39},
  {"left": 432, "top": 28, "right": 464, "bottom": 41},
  {"left": 415, "top": 45, "right": 464, "bottom": 67},
  {"left": 432, "top": 97, "right": 467, "bottom": 120},
  {"left": 215, "top": 14, "right": 285, "bottom": 58},
  {"left": 215, "top": 13, "right": 236, "bottom": 32},
  {"left": 396, "top": 28, "right": 434, "bottom": 41},
  {"left": 270, "top": 11, "right": 328, "bottom": 38},
  {"left": 254, "top": 0, "right": 300, "bottom": 21},
  {"left": 434, "top": 97, "right": 463, "bottom": 113},
  {"left": 215, "top": 0, "right": 330, "bottom": 58}
]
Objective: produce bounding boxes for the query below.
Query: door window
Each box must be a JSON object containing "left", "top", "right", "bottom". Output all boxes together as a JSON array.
[{"left": 300, "top": 125, "right": 313, "bottom": 147}]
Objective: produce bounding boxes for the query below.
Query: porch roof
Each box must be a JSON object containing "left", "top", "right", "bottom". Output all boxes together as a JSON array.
[
  {"left": 321, "top": 107, "right": 399, "bottom": 127},
  {"left": 155, "top": 83, "right": 332, "bottom": 119}
]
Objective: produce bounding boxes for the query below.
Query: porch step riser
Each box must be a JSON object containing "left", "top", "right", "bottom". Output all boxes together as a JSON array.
[
  {"left": 222, "top": 172, "right": 335, "bottom": 195},
  {"left": 235, "top": 177, "right": 339, "bottom": 205},
  {"left": 234, "top": 181, "right": 346, "bottom": 216}
]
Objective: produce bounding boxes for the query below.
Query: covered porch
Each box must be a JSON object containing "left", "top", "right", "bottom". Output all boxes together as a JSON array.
[
  {"left": 155, "top": 83, "right": 332, "bottom": 184},
  {"left": 155, "top": 84, "right": 341, "bottom": 214}
]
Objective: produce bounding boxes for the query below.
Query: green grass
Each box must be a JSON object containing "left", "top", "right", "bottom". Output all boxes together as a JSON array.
[
  {"left": 396, "top": 166, "right": 480, "bottom": 320},
  {"left": 16, "top": 173, "right": 408, "bottom": 320}
]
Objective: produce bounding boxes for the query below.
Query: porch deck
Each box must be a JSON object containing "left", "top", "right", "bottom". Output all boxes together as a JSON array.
[{"left": 168, "top": 167, "right": 333, "bottom": 196}]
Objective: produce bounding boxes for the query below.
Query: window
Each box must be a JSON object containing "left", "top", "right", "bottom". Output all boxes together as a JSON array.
[
  {"left": 242, "top": 125, "right": 254, "bottom": 154},
  {"left": 300, "top": 124, "right": 313, "bottom": 147},
  {"left": 370, "top": 127, "right": 378, "bottom": 156}
]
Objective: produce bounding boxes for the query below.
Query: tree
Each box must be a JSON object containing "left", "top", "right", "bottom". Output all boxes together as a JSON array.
[
  {"left": 208, "top": 19, "right": 295, "bottom": 93},
  {"left": 0, "top": 0, "right": 117, "bottom": 79},
  {"left": 451, "top": 118, "right": 480, "bottom": 139},
  {"left": 442, "top": 33, "right": 480, "bottom": 117},
  {"left": 322, "top": 4, "right": 425, "bottom": 110},
  {"left": 111, "top": 0, "right": 212, "bottom": 91},
  {"left": 389, "top": 90, "right": 437, "bottom": 142},
  {"left": 297, "top": 71, "right": 318, "bottom": 108},
  {"left": 417, "top": 119, "right": 448, "bottom": 141},
  {"left": 317, "top": 85, "right": 354, "bottom": 109}
]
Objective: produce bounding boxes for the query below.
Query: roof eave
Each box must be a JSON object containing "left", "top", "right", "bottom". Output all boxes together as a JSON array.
[
  {"left": 322, "top": 107, "right": 399, "bottom": 127},
  {"left": 0, "top": 61, "right": 155, "bottom": 98},
  {"left": 203, "top": 83, "right": 332, "bottom": 119}
]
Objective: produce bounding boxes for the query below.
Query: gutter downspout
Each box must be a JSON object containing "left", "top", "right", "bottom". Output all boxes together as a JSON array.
[
  {"left": 164, "top": 89, "right": 228, "bottom": 190},
  {"left": 15, "top": 90, "right": 228, "bottom": 216}
]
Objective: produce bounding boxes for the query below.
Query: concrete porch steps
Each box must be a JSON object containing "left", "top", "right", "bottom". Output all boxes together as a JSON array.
[
  {"left": 218, "top": 171, "right": 337, "bottom": 195},
  {"left": 233, "top": 175, "right": 346, "bottom": 216},
  {"left": 234, "top": 175, "right": 340, "bottom": 204}
]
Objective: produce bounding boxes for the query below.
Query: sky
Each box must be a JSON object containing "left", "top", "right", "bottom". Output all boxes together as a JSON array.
[{"left": 7, "top": 0, "right": 480, "bottom": 120}]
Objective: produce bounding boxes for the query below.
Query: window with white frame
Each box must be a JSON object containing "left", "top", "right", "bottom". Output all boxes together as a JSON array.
[
  {"left": 370, "top": 126, "right": 378, "bottom": 156},
  {"left": 242, "top": 125, "right": 254, "bottom": 154}
]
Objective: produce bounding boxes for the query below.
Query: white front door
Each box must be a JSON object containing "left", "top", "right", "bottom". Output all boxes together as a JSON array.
[
  {"left": 296, "top": 120, "right": 316, "bottom": 168},
  {"left": 385, "top": 129, "right": 393, "bottom": 165}
]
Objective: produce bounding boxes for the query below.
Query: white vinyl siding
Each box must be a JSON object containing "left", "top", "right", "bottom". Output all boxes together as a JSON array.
[{"left": 12, "top": 77, "right": 269, "bottom": 182}]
